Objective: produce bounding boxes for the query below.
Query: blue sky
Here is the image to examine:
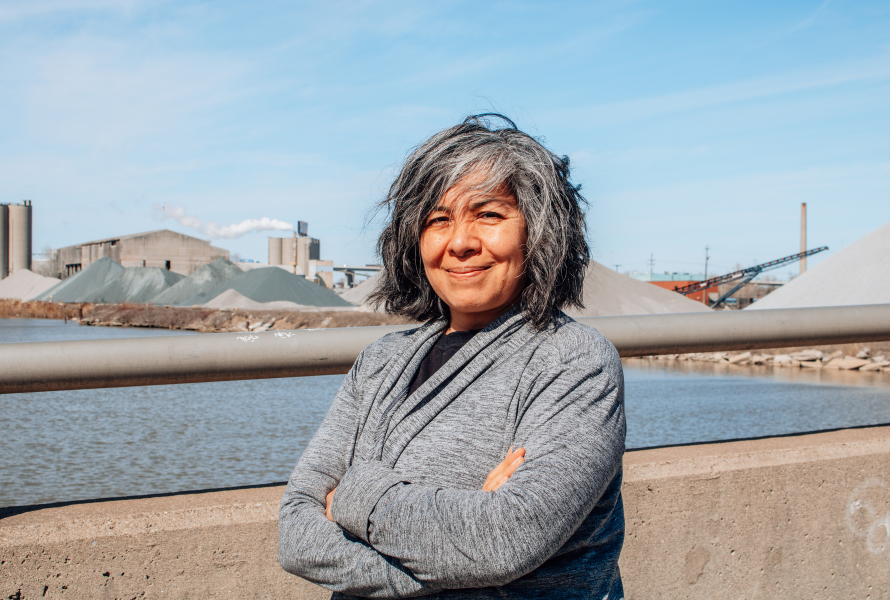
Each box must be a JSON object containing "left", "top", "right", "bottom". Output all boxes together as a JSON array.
[{"left": 1, "top": 0, "right": 888, "bottom": 280}]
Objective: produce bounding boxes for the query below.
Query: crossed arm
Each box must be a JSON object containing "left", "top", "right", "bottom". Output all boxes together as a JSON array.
[
  {"left": 324, "top": 447, "right": 524, "bottom": 521},
  {"left": 279, "top": 354, "right": 624, "bottom": 598}
]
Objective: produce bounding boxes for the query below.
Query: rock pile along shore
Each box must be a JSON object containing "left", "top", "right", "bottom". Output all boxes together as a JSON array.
[{"left": 642, "top": 348, "right": 890, "bottom": 372}]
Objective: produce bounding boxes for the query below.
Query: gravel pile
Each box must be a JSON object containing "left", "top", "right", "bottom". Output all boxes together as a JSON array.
[
  {"left": 566, "top": 261, "right": 711, "bottom": 317},
  {"left": 748, "top": 220, "right": 890, "bottom": 310},
  {"left": 0, "top": 270, "right": 60, "bottom": 300},
  {"left": 81, "top": 267, "right": 184, "bottom": 304},
  {"left": 203, "top": 289, "right": 308, "bottom": 311},
  {"left": 337, "top": 272, "right": 381, "bottom": 308},
  {"left": 151, "top": 258, "right": 244, "bottom": 306},
  {"left": 34, "top": 257, "right": 126, "bottom": 303},
  {"left": 189, "top": 267, "right": 352, "bottom": 308}
]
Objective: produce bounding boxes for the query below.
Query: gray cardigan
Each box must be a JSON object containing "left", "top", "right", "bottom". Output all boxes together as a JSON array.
[{"left": 279, "top": 307, "right": 626, "bottom": 599}]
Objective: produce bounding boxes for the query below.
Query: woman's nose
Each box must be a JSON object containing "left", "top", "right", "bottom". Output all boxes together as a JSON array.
[{"left": 446, "top": 220, "right": 481, "bottom": 257}]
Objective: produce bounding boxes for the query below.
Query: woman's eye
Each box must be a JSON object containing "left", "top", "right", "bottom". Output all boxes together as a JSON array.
[
  {"left": 479, "top": 212, "right": 503, "bottom": 220},
  {"left": 426, "top": 216, "right": 449, "bottom": 226}
]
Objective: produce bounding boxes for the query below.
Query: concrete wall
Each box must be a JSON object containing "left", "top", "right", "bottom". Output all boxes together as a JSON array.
[{"left": 2, "top": 426, "right": 889, "bottom": 599}]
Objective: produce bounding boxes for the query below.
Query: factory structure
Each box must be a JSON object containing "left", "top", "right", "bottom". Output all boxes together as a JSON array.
[
  {"left": 266, "top": 222, "right": 334, "bottom": 288},
  {"left": 0, "top": 201, "right": 33, "bottom": 279},
  {"left": 51, "top": 229, "right": 229, "bottom": 280}
]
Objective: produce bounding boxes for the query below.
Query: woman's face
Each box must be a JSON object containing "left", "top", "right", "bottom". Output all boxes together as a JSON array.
[{"left": 419, "top": 172, "right": 528, "bottom": 332}]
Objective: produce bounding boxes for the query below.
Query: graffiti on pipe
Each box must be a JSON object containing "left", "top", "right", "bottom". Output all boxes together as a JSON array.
[{"left": 236, "top": 335, "right": 260, "bottom": 343}]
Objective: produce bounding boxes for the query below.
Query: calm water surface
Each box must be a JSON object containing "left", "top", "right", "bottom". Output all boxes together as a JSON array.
[{"left": 2, "top": 318, "right": 889, "bottom": 507}]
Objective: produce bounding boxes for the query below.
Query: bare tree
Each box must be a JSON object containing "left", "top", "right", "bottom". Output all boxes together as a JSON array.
[{"left": 31, "top": 245, "right": 56, "bottom": 277}]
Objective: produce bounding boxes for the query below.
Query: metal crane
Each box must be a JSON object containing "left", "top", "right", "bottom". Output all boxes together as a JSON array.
[{"left": 673, "top": 247, "right": 828, "bottom": 309}]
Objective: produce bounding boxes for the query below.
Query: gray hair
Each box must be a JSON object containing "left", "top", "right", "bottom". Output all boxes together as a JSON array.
[{"left": 368, "top": 114, "right": 589, "bottom": 329}]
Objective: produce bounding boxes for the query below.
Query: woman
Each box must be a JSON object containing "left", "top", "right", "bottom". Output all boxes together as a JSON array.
[{"left": 279, "top": 114, "right": 625, "bottom": 599}]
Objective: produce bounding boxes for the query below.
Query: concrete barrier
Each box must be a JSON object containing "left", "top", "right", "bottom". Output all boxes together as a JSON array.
[{"left": 2, "top": 425, "right": 889, "bottom": 599}]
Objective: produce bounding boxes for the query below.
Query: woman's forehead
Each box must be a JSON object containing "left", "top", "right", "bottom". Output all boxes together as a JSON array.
[{"left": 436, "top": 176, "right": 516, "bottom": 211}]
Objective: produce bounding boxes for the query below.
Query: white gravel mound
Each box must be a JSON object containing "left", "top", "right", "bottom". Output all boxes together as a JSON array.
[
  {"left": 203, "top": 289, "right": 359, "bottom": 312},
  {"left": 203, "top": 289, "right": 308, "bottom": 311},
  {"left": 566, "top": 261, "right": 712, "bottom": 317},
  {"left": 0, "top": 270, "right": 61, "bottom": 300},
  {"left": 337, "top": 272, "right": 381, "bottom": 307},
  {"left": 747, "top": 220, "right": 890, "bottom": 310}
]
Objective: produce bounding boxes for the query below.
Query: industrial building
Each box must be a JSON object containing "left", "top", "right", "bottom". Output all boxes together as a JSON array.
[
  {"left": 267, "top": 227, "right": 333, "bottom": 288},
  {"left": 629, "top": 271, "right": 716, "bottom": 304},
  {"left": 51, "top": 229, "right": 229, "bottom": 280},
  {"left": 0, "top": 201, "right": 33, "bottom": 279}
]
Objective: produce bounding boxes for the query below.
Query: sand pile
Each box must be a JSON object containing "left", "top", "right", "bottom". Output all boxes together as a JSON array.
[
  {"left": 337, "top": 272, "right": 381, "bottom": 307},
  {"left": 189, "top": 267, "right": 353, "bottom": 308},
  {"left": 748, "top": 221, "right": 890, "bottom": 310},
  {"left": 81, "top": 267, "right": 184, "bottom": 304},
  {"left": 151, "top": 258, "right": 244, "bottom": 306},
  {"left": 0, "top": 270, "right": 61, "bottom": 300},
  {"left": 34, "top": 257, "right": 126, "bottom": 303},
  {"left": 565, "top": 261, "right": 711, "bottom": 317}
]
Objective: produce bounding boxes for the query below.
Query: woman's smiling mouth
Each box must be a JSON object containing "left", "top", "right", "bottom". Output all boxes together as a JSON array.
[{"left": 445, "top": 266, "right": 491, "bottom": 277}]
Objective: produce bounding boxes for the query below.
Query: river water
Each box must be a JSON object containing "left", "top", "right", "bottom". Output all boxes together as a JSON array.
[{"left": 2, "top": 318, "right": 890, "bottom": 508}]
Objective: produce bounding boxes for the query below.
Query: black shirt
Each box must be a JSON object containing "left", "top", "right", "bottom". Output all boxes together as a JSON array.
[{"left": 407, "top": 329, "right": 480, "bottom": 396}]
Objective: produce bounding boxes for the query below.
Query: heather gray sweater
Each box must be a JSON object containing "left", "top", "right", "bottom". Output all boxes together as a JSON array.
[{"left": 279, "top": 307, "right": 626, "bottom": 599}]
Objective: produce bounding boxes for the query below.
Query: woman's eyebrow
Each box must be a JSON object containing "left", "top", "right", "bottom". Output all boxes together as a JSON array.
[
  {"left": 428, "top": 198, "right": 508, "bottom": 215},
  {"left": 468, "top": 199, "right": 508, "bottom": 211}
]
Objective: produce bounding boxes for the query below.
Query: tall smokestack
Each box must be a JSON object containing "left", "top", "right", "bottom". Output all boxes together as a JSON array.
[
  {"left": 8, "top": 201, "right": 32, "bottom": 274},
  {"left": 800, "top": 203, "right": 807, "bottom": 275},
  {"left": 0, "top": 204, "right": 8, "bottom": 279}
]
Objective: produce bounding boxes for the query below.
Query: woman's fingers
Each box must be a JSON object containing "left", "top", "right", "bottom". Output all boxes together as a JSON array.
[{"left": 483, "top": 446, "right": 525, "bottom": 492}]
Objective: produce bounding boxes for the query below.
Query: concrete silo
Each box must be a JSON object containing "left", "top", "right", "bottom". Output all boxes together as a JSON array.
[
  {"left": 268, "top": 237, "right": 283, "bottom": 265},
  {"left": 282, "top": 236, "right": 296, "bottom": 270},
  {"left": 8, "top": 201, "right": 32, "bottom": 274},
  {"left": 0, "top": 204, "right": 8, "bottom": 279}
]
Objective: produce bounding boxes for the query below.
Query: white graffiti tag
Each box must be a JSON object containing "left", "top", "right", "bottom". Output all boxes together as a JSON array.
[
  {"left": 274, "top": 332, "right": 297, "bottom": 338},
  {"left": 846, "top": 478, "right": 890, "bottom": 555},
  {"left": 236, "top": 335, "right": 260, "bottom": 343}
]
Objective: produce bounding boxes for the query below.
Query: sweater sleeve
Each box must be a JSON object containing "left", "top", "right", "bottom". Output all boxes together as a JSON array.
[
  {"left": 278, "top": 350, "right": 438, "bottom": 599},
  {"left": 329, "top": 347, "right": 625, "bottom": 590}
]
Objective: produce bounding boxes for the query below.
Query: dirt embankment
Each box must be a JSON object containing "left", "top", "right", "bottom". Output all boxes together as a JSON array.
[{"left": 0, "top": 300, "right": 413, "bottom": 332}]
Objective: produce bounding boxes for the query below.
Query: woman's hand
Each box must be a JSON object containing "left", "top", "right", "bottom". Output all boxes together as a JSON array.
[
  {"left": 482, "top": 446, "right": 525, "bottom": 492},
  {"left": 325, "top": 487, "right": 336, "bottom": 521}
]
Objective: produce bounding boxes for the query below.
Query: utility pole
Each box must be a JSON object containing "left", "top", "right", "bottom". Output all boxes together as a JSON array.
[
  {"left": 702, "top": 245, "right": 710, "bottom": 305},
  {"left": 293, "top": 230, "right": 297, "bottom": 276},
  {"left": 614, "top": 264, "right": 621, "bottom": 272},
  {"left": 800, "top": 203, "right": 807, "bottom": 275},
  {"left": 648, "top": 254, "right": 654, "bottom": 280}
]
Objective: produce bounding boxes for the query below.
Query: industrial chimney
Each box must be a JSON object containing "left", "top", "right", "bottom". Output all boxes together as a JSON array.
[{"left": 800, "top": 202, "right": 807, "bottom": 275}]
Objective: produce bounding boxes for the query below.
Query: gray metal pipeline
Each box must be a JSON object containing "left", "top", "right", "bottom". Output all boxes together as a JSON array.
[{"left": 1, "top": 304, "right": 889, "bottom": 395}]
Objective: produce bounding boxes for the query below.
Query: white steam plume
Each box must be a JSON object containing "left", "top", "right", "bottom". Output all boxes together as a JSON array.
[{"left": 154, "top": 203, "right": 294, "bottom": 239}]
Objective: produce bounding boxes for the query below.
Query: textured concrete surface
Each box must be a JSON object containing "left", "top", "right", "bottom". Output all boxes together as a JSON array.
[
  {"left": 620, "top": 426, "right": 890, "bottom": 599},
  {"left": 2, "top": 426, "right": 889, "bottom": 599}
]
